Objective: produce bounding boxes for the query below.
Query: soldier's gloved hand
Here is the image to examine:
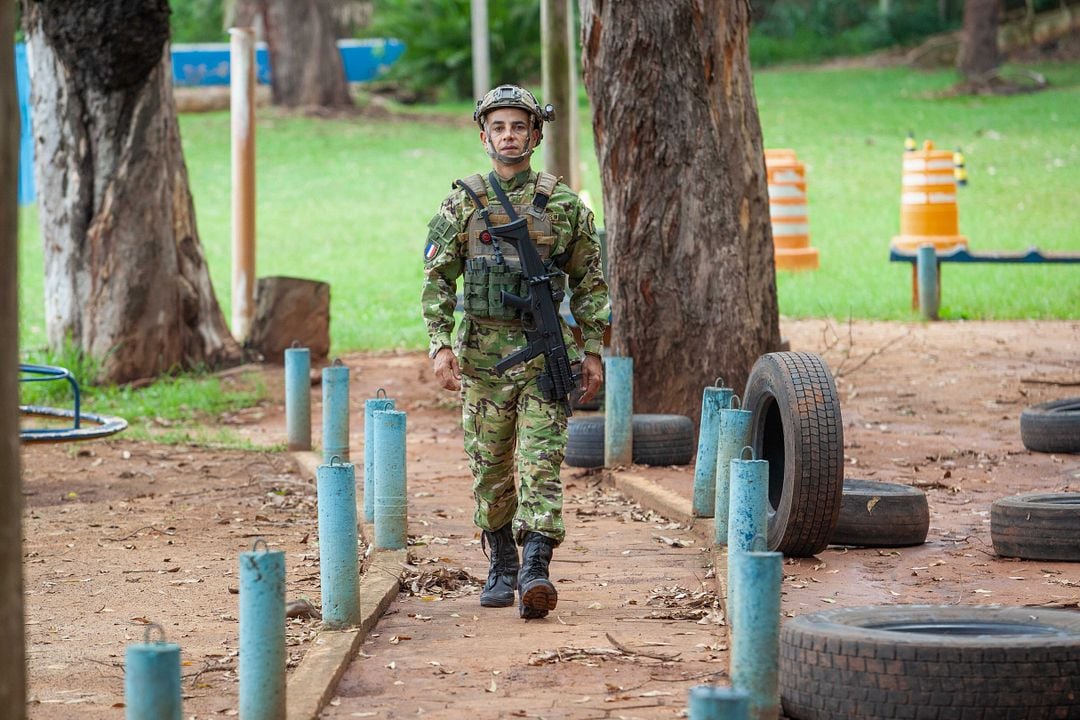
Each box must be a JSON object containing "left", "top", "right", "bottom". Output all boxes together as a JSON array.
[
  {"left": 433, "top": 347, "right": 462, "bottom": 392},
  {"left": 579, "top": 353, "right": 603, "bottom": 404}
]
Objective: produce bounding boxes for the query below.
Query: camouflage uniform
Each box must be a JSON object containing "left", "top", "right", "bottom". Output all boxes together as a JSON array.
[{"left": 421, "top": 168, "right": 609, "bottom": 545}]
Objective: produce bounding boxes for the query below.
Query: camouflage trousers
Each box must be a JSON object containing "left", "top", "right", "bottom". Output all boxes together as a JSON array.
[{"left": 457, "top": 316, "right": 571, "bottom": 546}]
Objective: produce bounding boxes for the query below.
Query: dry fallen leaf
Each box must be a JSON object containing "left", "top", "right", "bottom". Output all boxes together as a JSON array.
[{"left": 866, "top": 496, "right": 880, "bottom": 512}]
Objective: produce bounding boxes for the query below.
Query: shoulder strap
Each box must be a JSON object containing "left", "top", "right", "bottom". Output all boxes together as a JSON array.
[
  {"left": 532, "top": 171, "right": 559, "bottom": 212},
  {"left": 454, "top": 174, "right": 493, "bottom": 229}
]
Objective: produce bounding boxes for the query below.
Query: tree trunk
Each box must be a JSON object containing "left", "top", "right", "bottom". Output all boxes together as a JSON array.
[
  {"left": 1, "top": 3, "right": 27, "bottom": 714},
  {"left": 958, "top": 0, "right": 1001, "bottom": 80},
  {"left": 24, "top": 0, "right": 241, "bottom": 385},
  {"left": 581, "top": 0, "right": 780, "bottom": 422},
  {"left": 258, "top": 0, "right": 352, "bottom": 108}
]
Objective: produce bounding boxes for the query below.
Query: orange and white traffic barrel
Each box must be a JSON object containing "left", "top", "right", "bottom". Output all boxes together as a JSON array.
[
  {"left": 891, "top": 140, "right": 968, "bottom": 252},
  {"left": 765, "top": 149, "right": 819, "bottom": 271}
]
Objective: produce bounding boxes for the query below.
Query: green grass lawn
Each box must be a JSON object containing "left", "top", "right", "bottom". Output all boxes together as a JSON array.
[{"left": 18, "top": 64, "right": 1080, "bottom": 359}]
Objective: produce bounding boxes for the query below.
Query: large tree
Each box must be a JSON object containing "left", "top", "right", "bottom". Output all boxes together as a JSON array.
[
  {"left": 581, "top": 0, "right": 780, "bottom": 420},
  {"left": 237, "top": 0, "right": 352, "bottom": 108},
  {"left": 957, "top": 0, "right": 1001, "bottom": 84},
  {"left": 23, "top": 0, "right": 241, "bottom": 384}
]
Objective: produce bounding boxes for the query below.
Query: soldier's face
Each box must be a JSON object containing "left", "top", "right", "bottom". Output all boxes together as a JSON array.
[{"left": 481, "top": 108, "right": 537, "bottom": 155}]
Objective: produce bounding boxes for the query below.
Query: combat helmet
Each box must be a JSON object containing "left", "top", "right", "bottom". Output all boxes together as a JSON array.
[{"left": 474, "top": 84, "right": 555, "bottom": 165}]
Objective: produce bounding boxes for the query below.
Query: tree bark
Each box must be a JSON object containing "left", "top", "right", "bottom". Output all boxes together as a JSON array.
[
  {"left": 1, "top": 2, "right": 27, "bottom": 714},
  {"left": 958, "top": 0, "right": 1001, "bottom": 80},
  {"left": 258, "top": 0, "right": 352, "bottom": 108},
  {"left": 24, "top": 0, "right": 241, "bottom": 385},
  {"left": 581, "top": 0, "right": 780, "bottom": 422}
]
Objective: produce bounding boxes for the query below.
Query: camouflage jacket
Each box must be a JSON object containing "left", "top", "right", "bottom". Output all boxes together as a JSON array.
[{"left": 421, "top": 168, "right": 610, "bottom": 359}]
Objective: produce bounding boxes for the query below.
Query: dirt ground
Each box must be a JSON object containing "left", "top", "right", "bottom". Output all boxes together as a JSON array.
[{"left": 19, "top": 318, "right": 1080, "bottom": 718}]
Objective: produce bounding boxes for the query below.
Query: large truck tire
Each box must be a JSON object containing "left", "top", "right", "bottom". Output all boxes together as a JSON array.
[
  {"left": 1020, "top": 398, "right": 1080, "bottom": 454},
  {"left": 564, "top": 414, "right": 694, "bottom": 468},
  {"left": 780, "top": 605, "right": 1080, "bottom": 720},
  {"left": 991, "top": 492, "right": 1080, "bottom": 561},
  {"left": 743, "top": 352, "right": 843, "bottom": 557},
  {"left": 830, "top": 479, "right": 930, "bottom": 548}
]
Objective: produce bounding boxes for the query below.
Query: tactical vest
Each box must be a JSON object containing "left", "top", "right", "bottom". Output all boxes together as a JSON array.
[{"left": 458, "top": 171, "right": 567, "bottom": 321}]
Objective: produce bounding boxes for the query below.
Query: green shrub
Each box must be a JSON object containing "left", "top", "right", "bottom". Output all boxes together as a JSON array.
[
  {"left": 366, "top": 0, "right": 541, "bottom": 101},
  {"left": 170, "top": 0, "right": 226, "bottom": 44}
]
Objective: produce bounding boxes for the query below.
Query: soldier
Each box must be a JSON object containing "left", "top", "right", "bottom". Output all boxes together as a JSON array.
[{"left": 420, "top": 85, "right": 610, "bottom": 619}]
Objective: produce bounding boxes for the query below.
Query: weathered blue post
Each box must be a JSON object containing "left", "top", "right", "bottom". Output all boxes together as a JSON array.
[
  {"left": 124, "top": 624, "right": 182, "bottom": 720},
  {"left": 604, "top": 356, "right": 633, "bottom": 467},
  {"left": 239, "top": 539, "right": 286, "bottom": 719},
  {"left": 917, "top": 244, "right": 939, "bottom": 320},
  {"left": 374, "top": 409, "right": 407, "bottom": 550},
  {"left": 726, "top": 447, "right": 769, "bottom": 618},
  {"left": 688, "top": 685, "right": 750, "bottom": 720},
  {"left": 322, "top": 359, "right": 350, "bottom": 463},
  {"left": 730, "top": 551, "right": 783, "bottom": 720},
  {"left": 692, "top": 379, "right": 734, "bottom": 517},
  {"left": 317, "top": 458, "right": 361, "bottom": 628},
  {"left": 284, "top": 344, "right": 311, "bottom": 451},
  {"left": 363, "top": 390, "right": 395, "bottom": 524},
  {"left": 714, "top": 396, "right": 753, "bottom": 545}
]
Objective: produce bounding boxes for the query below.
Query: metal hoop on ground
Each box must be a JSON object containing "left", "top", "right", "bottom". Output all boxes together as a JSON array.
[{"left": 18, "top": 363, "right": 127, "bottom": 442}]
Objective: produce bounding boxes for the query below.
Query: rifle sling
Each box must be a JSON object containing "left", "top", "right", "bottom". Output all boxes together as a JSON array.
[{"left": 487, "top": 171, "right": 522, "bottom": 222}]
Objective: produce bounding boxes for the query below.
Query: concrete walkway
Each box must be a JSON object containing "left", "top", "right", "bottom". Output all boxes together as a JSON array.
[{"left": 286, "top": 449, "right": 717, "bottom": 720}]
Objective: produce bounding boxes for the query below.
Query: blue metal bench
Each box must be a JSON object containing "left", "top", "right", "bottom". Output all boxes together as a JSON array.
[{"left": 889, "top": 244, "right": 1080, "bottom": 319}]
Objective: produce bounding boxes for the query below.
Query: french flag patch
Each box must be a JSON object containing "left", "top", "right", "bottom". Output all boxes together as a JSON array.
[{"left": 424, "top": 241, "right": 440, "bottom": 260}]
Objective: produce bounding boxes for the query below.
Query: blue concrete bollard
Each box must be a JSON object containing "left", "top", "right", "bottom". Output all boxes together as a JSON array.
[
  {"left": 688, "top": 685, "right": 750, "bottom": 720},
  {"left": 730, "top": 551, "right": 783, "bottom": 720},
  {"left": 692, "top": 380, "right": 734, "bottom": 517},
  {"left": 917, "top": 244, "right": 939, "bottom": 320},
  {"left": 239, "top": 540, "right": 286, "bottom": 719},
  {"left": 284, "top": 344, "right": 311, "bottom": 451},
  {"left": 322, "top": 359, "right": 350, "bottom": 463},
  {"left": 714, "top": 395, "right": 753, "bottom": 546},
  {"left": 125, "top": 624, "right": 182, "bottom": 720},
  {"left": 726, "top": 447, "right": 769, "bottom": 619},
  {"left": 363, "top": 390, "right": 395, "bottom": 524},
  {"left": 604, "top": 356, "right": 633, "bottom": 467},
  {"left": 317, "top": 458, "right": 361, "bottom": 628},
  {"left": 374, "top": 409, "right": 408, "bottom": 550}
]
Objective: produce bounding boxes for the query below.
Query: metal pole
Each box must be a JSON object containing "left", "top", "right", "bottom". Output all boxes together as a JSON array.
[
  {"left": 373, "top": 409, "right": 408, "bottom": 550},
  {"left": 692, "top": 381, "right": 733, "bottom": 517},
  {"left": 125, "top": 625, "right": 182, "bottom": 720},
  {"left": 470, "top": 0, "right": 491, "bottom": 101},
  {"left": 604, "top": 356, "right": 633, "bottom": 467},
  {"left": 230, "top": 27, "right": 256, "bottom": 342},
  {"left": 284, "top": 345, "right": 311, "bottom": 451},
  {"left": 917, "top": 244, "right": 939, "bottom": 320},
  {"left": 688, "top": 685, "right": 750, "bottom": 720},
  {"left": 239, "top": 541, "right": 286, "bottom": 720},
  {"left": 363, "top": 391, "right": 395, "bottom": 524},
  {"left": 714, "top": 396, "right": 753, "bottom": 545},
  {"left": 321, "top": 359, "right": 350, "bottom": 463},
  {"left": 0, "top": 2, "right": 26, "bottom": 710},
  {"left": 726, "top": 448, "right": 769, "bottom": 622},
  {"left": 317, "top": 459, "right": 361, "bottom": 628},
  {"left": 730, "top": 551, "right": 783, "bottom": 720},
  {"left": 541, "top": 0, "right": 573, "bottom": 183}
]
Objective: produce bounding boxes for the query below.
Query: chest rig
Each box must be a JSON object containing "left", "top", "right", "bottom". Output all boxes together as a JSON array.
[{"left": 456, "top": 171, "right": 566, "bottom": 321}]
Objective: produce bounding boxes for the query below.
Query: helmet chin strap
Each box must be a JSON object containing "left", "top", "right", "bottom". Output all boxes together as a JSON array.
[{"left": 485, "top": 133, "right": 536, "bottom": 166}]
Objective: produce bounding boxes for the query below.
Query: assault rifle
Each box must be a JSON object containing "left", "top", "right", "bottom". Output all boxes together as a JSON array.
[{"left": 491, "top": 214, "right": 580, "bottom": 416}]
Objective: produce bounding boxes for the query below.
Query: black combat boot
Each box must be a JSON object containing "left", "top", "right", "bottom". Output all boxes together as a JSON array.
[
  {"left": 479, "top": 523, "right": 519, "bottom": 608},
  {"left": 518, "top": 531, "right": 558, "bottom": 619}
]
